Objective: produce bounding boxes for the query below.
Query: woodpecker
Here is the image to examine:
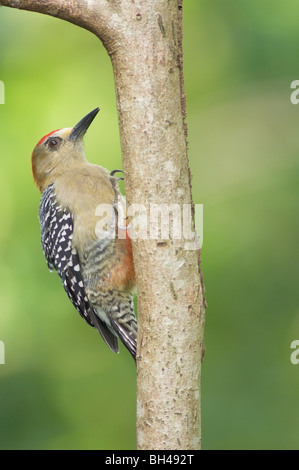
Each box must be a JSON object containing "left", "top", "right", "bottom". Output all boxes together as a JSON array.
[{"left": 31, "top": 108, "right": 137, "bottom": 360}]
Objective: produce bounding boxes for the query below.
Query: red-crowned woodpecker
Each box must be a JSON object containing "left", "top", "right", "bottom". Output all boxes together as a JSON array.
[{"left": 31, "top": 108, "right": 137, "bottom": 360}]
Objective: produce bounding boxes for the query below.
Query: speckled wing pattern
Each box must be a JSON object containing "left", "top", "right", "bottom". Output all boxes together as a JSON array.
[{"left": 38, "top": 183, "right": 119, "bottom": 353}]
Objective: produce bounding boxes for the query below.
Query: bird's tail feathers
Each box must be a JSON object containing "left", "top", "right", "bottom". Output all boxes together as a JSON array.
[
  {"left": 88, "top": 308, "right": 119, "bottom": 354},
  {"left": 110, "top": 316, "right": 137, "bottom": 361}
]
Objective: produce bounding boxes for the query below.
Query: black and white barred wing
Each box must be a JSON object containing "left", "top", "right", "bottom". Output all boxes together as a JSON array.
[
  {"left": 38, "top": 184, "right": 119, "bottom": 353},
  {"left": 39, "top": 184, "right": 73, "bottom": 273}
]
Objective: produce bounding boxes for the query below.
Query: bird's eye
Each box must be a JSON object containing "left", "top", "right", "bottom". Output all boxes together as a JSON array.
[{"left": 47, "top": 137, "right": 62, "bottom": 151}]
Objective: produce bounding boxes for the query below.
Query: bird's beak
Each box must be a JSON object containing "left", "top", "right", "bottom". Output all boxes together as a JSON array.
[{"left": 68, "top": 107, "right": 100, "bottom": 142}]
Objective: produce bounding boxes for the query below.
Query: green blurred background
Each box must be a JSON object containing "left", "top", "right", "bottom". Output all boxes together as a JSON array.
[{"left": 0, "top": 0, "right": 298, "bottom": 450}]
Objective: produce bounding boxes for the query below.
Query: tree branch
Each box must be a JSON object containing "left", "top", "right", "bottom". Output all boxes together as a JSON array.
[
  {"left": 0, "top": 0, "right": 206, "bottom": 450},
  {"left": 0, "top": 0, "right": 119, "bottom": 44},
  {"left": 106, "top": 1, "right": 205, "bottom": 449}
]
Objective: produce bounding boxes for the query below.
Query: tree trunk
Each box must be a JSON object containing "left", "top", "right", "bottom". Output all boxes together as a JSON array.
[{"left": 0, "top": 0, "right": 205, "bottom": 450}]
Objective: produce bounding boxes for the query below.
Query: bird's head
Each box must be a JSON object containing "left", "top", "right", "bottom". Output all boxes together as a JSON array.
[{"left": 32, "top": 108, "right": 99, "bottom": 192}]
